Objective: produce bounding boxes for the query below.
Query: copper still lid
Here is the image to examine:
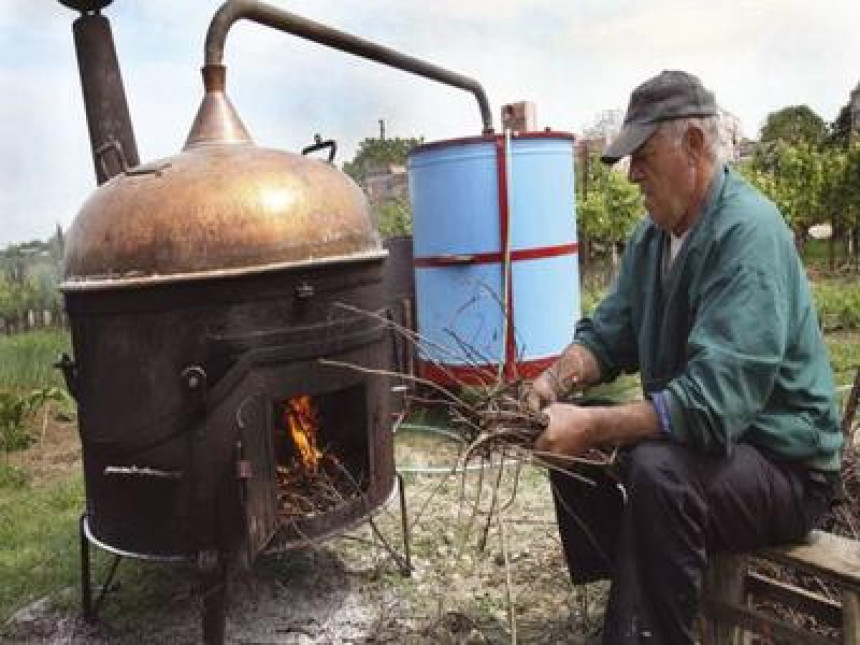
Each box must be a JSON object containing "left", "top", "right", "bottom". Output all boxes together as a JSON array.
[{"left": 62, "top": 65, "right": 383, "bottom": 291}]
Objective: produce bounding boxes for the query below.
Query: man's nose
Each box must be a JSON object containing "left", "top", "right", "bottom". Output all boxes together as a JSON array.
[{"left": 628, "top": 161, "right": 641, "bottom": 183}]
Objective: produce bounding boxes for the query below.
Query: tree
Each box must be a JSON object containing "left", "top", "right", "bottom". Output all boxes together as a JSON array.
[
  {"left": 581, "top": 109, "right": 624, "bottom": 140},
  {"left": 839, "top": 144, "right": 860, "bottom": 264},
  {"left": 739, "top": 140, "right": 860, "bottom": 266},
  {"left": 759, "top": 105, "right": 827, "bottom": 146},
  {"left": 343, "top": 134, "right": 423, "bottom": 239},
  {"left": 576, "top": 150, "right": 643, "bottom": 271},
  {"left": 739, "top": 142, "right": 824, "bottom": 240},
  {"left": 0, "top": 236, "right": 65, "bottom": 332},
  {"left": 342, "top": 136, "right": 424, "bottom": 184},
  {"left": 376, "top": 198, "right": 413, "bottom": 239},
  {"left": 827, "top": 104, "right": 853, "bottom": 150}
]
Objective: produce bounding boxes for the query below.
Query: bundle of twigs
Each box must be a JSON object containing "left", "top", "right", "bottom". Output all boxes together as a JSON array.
[
  {"left": 324, "top": 301, "right": 618, "bottom": 471},
  {"left": 446, "top": 379, "right": 618, "bottom": 472},
  {"left": 276, "top": 453, "right": 361, "bottom": 520},
  {"left": 449, "top": 380, "right": 547, "bottom": 457}
]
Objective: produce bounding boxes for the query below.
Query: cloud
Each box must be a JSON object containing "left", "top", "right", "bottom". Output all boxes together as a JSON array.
[{"left": 2, "top": 0, "right": 859, "bottom": 246}]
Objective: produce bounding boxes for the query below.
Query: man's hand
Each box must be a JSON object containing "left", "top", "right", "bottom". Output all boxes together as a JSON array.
[
  {"left": 535, "top": 400, "right": 663, "bottom": 459},
  {"left": 525, "top": 344, "right": 598, "bottom": 413},
  {"left": 525, "top": 370, "right": 560, "bottom": 412},
  {"left": 534, "top": 402, "right": 598, "bottom": 457}
]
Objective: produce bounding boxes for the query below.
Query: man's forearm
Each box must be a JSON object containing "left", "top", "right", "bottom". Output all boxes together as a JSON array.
[{"left": 590, "top": 400, "right": 661, "bottom": 446}]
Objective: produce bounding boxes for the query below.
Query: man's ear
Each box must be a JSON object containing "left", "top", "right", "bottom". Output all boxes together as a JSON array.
[{"left": 684, "top": 125, "right": 706, "bottom": 160}]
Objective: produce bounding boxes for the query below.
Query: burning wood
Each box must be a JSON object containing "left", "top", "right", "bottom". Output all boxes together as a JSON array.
[
  {"left": 275, "top": 395, "right": 364, "bottom": 520},
  {"left": 276, "top": 454, "right": 360, "bottom": 520},
  {"left": 283, "top": 395, "right": 322, "bottom": 472}
]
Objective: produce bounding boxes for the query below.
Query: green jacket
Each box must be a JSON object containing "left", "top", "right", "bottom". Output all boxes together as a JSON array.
[{"left": 576, "top": 166, "right": 843, "bottom": 472}]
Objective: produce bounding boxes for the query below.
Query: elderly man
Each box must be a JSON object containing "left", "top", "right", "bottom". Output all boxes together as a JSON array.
[{"left": 528, "top": 70, "right": 842, "bottom": 643}]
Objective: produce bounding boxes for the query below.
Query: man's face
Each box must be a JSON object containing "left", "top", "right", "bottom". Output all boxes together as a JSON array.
[{"left": 627, "top": 128, "right": 696, "bottom": 234}]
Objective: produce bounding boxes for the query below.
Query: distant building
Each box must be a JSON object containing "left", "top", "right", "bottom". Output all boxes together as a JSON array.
[
  {"left": 501, "top": 101, "right": 538, "bottom": 133},
  {"left": 362, "top": 163, "right": 409, "bottom": 228},
  {"left": 717, "top": 107, "right": 744, "bottom": 163},
  {"left": 582, "top": 109, "right": 624, "bottom": 142},
  {"left": 364, "top": 163, "right": 408, "bottom": 203},
  {"left": 575, "top": 136, "right": 607, "bottom": 167},
  {"left": 736, "top": 138, "right": 758, "bottom": 163}
]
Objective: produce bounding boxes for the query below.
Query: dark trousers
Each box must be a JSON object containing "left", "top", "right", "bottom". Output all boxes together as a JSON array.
[{"left": 550, "top": 440, "right": 832, "bottom": 644}]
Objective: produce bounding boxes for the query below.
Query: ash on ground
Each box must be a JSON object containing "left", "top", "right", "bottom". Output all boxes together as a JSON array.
[{"left": 4, "top": 450, "right": 604, "bottom": 644}]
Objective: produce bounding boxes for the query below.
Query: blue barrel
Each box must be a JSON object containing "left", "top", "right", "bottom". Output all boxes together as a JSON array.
[{"left": 408, "top": 132, "right": 580, "bottom": 385}]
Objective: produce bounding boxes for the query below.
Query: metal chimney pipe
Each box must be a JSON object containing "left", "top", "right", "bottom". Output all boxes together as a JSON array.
[{"left": 62, "top": 1, "right": 140, "bottom": 184}]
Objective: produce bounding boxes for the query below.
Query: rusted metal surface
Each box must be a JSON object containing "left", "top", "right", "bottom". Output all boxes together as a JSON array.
[
  {"left": 62, "top": 143, "right": 381, "bottom": 286},
  {"left": 70, "top": 12, "right": 139, "bottom": 184},
  {"left": 67, "top": 258, "right": 394, "bottom": 560}
]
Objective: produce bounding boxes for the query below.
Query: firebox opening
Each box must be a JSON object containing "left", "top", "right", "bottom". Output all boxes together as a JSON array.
[{"left": 272, "top": 384, "right": 369, "bottom": 522}]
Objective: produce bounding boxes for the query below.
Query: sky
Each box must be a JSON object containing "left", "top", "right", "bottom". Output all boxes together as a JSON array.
[{"left": 2, "top": 0, "right": 859, "bottom": 247}]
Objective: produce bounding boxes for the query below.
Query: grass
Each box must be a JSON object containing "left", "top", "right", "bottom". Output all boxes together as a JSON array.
[
  {"left": 812, "top": 277, "right": 860, "bottom": 332},
  {"left": 0, "top": 468, "right": 83, "bottom": 624},
  {"left": 826, "top": 331, "right": 860, "bottom": 418},
  {"left": 0, "top": 459, "right": 191, "bottom": 632},
  {"left": 0, "top": 330, "right": 75, "bottom": 453},
  {"left": 0, "top": 329, "right": 71, "bottom": 391}
]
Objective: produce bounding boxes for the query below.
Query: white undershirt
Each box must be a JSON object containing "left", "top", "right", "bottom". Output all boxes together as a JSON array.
[{"left": 669, "top": 230, "right": 689, "bottom": 266}]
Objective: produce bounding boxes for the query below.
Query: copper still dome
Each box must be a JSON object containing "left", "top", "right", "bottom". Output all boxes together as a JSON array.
[{"left": 62, "top": 65, "right": 382, "bottom": 290}]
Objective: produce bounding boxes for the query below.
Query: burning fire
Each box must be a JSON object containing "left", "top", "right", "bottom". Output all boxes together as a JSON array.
[{"left": 284, "top": 395, "right": 322, "bottom": 471}]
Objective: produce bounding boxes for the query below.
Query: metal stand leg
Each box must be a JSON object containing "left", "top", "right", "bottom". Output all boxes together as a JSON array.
[
  {"left": 79, "top": 512, "right": 123, "bottom": 623},
  {"left": 365, "top": 474, "right": 413, "bottom": 576},
  {"left": 79, "top": 513, "right": 95, "bottom": 623},
  {"left": 396, "top": 472, "right": 412, "bottom": 576},
  {"left": 200, "top": 551, "right": 228, "bottom": 645}
]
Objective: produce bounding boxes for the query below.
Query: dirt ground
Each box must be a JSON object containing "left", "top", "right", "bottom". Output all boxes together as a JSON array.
[{"left": 3, "top": 422, "right": 606, "bottom": 644}]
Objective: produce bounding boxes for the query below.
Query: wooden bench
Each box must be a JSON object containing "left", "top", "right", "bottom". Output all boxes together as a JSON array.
[
  {"left": 702, "top": 531, "right": 860, "bottom": 644},
  {"left": 701, "top": 367, "right": 860, "bottom": 644}
]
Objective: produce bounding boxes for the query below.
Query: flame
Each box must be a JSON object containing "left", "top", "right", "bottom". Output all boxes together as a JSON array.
[{"left": 285, "top": 395, "right": 322, "bottom": 471}]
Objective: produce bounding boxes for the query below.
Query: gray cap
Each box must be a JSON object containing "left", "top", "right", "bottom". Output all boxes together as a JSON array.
[{"left": 601, "top": 70, "right": 717, "bottom": 164}]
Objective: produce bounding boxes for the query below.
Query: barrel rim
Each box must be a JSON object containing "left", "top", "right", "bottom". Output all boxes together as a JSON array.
[{"left": 408, "top": 130, "right": 576, "bottom": 156}]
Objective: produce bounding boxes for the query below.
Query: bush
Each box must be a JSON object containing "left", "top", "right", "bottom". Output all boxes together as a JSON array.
[
  {"left": 0, "top": 387, "right": 68, "bottom": 452},
  {"left": 376, "top": 198, "right": 413, "bottom": 238},
  {"left": 812, "top": 279, "right": 860, "bottom": 331}
]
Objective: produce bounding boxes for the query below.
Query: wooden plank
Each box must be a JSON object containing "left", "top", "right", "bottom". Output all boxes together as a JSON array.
[
  {"left": 843, "top": 589, "right": 860, "bottom": 645},
  {"left": 842, "top": 365, "right": 860, "bottom": 441},
  {"left": 702, "top": 598, "right": 839, "bottom": 645},
  {"left": 746, "top": 571, "right": 843, "bottom": 628},
  {"left": 761, "top": 531, "right": 860, "bottom": 591},
  {"left": 703, "top": 553, "right": 746, "bottom": 644}
]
